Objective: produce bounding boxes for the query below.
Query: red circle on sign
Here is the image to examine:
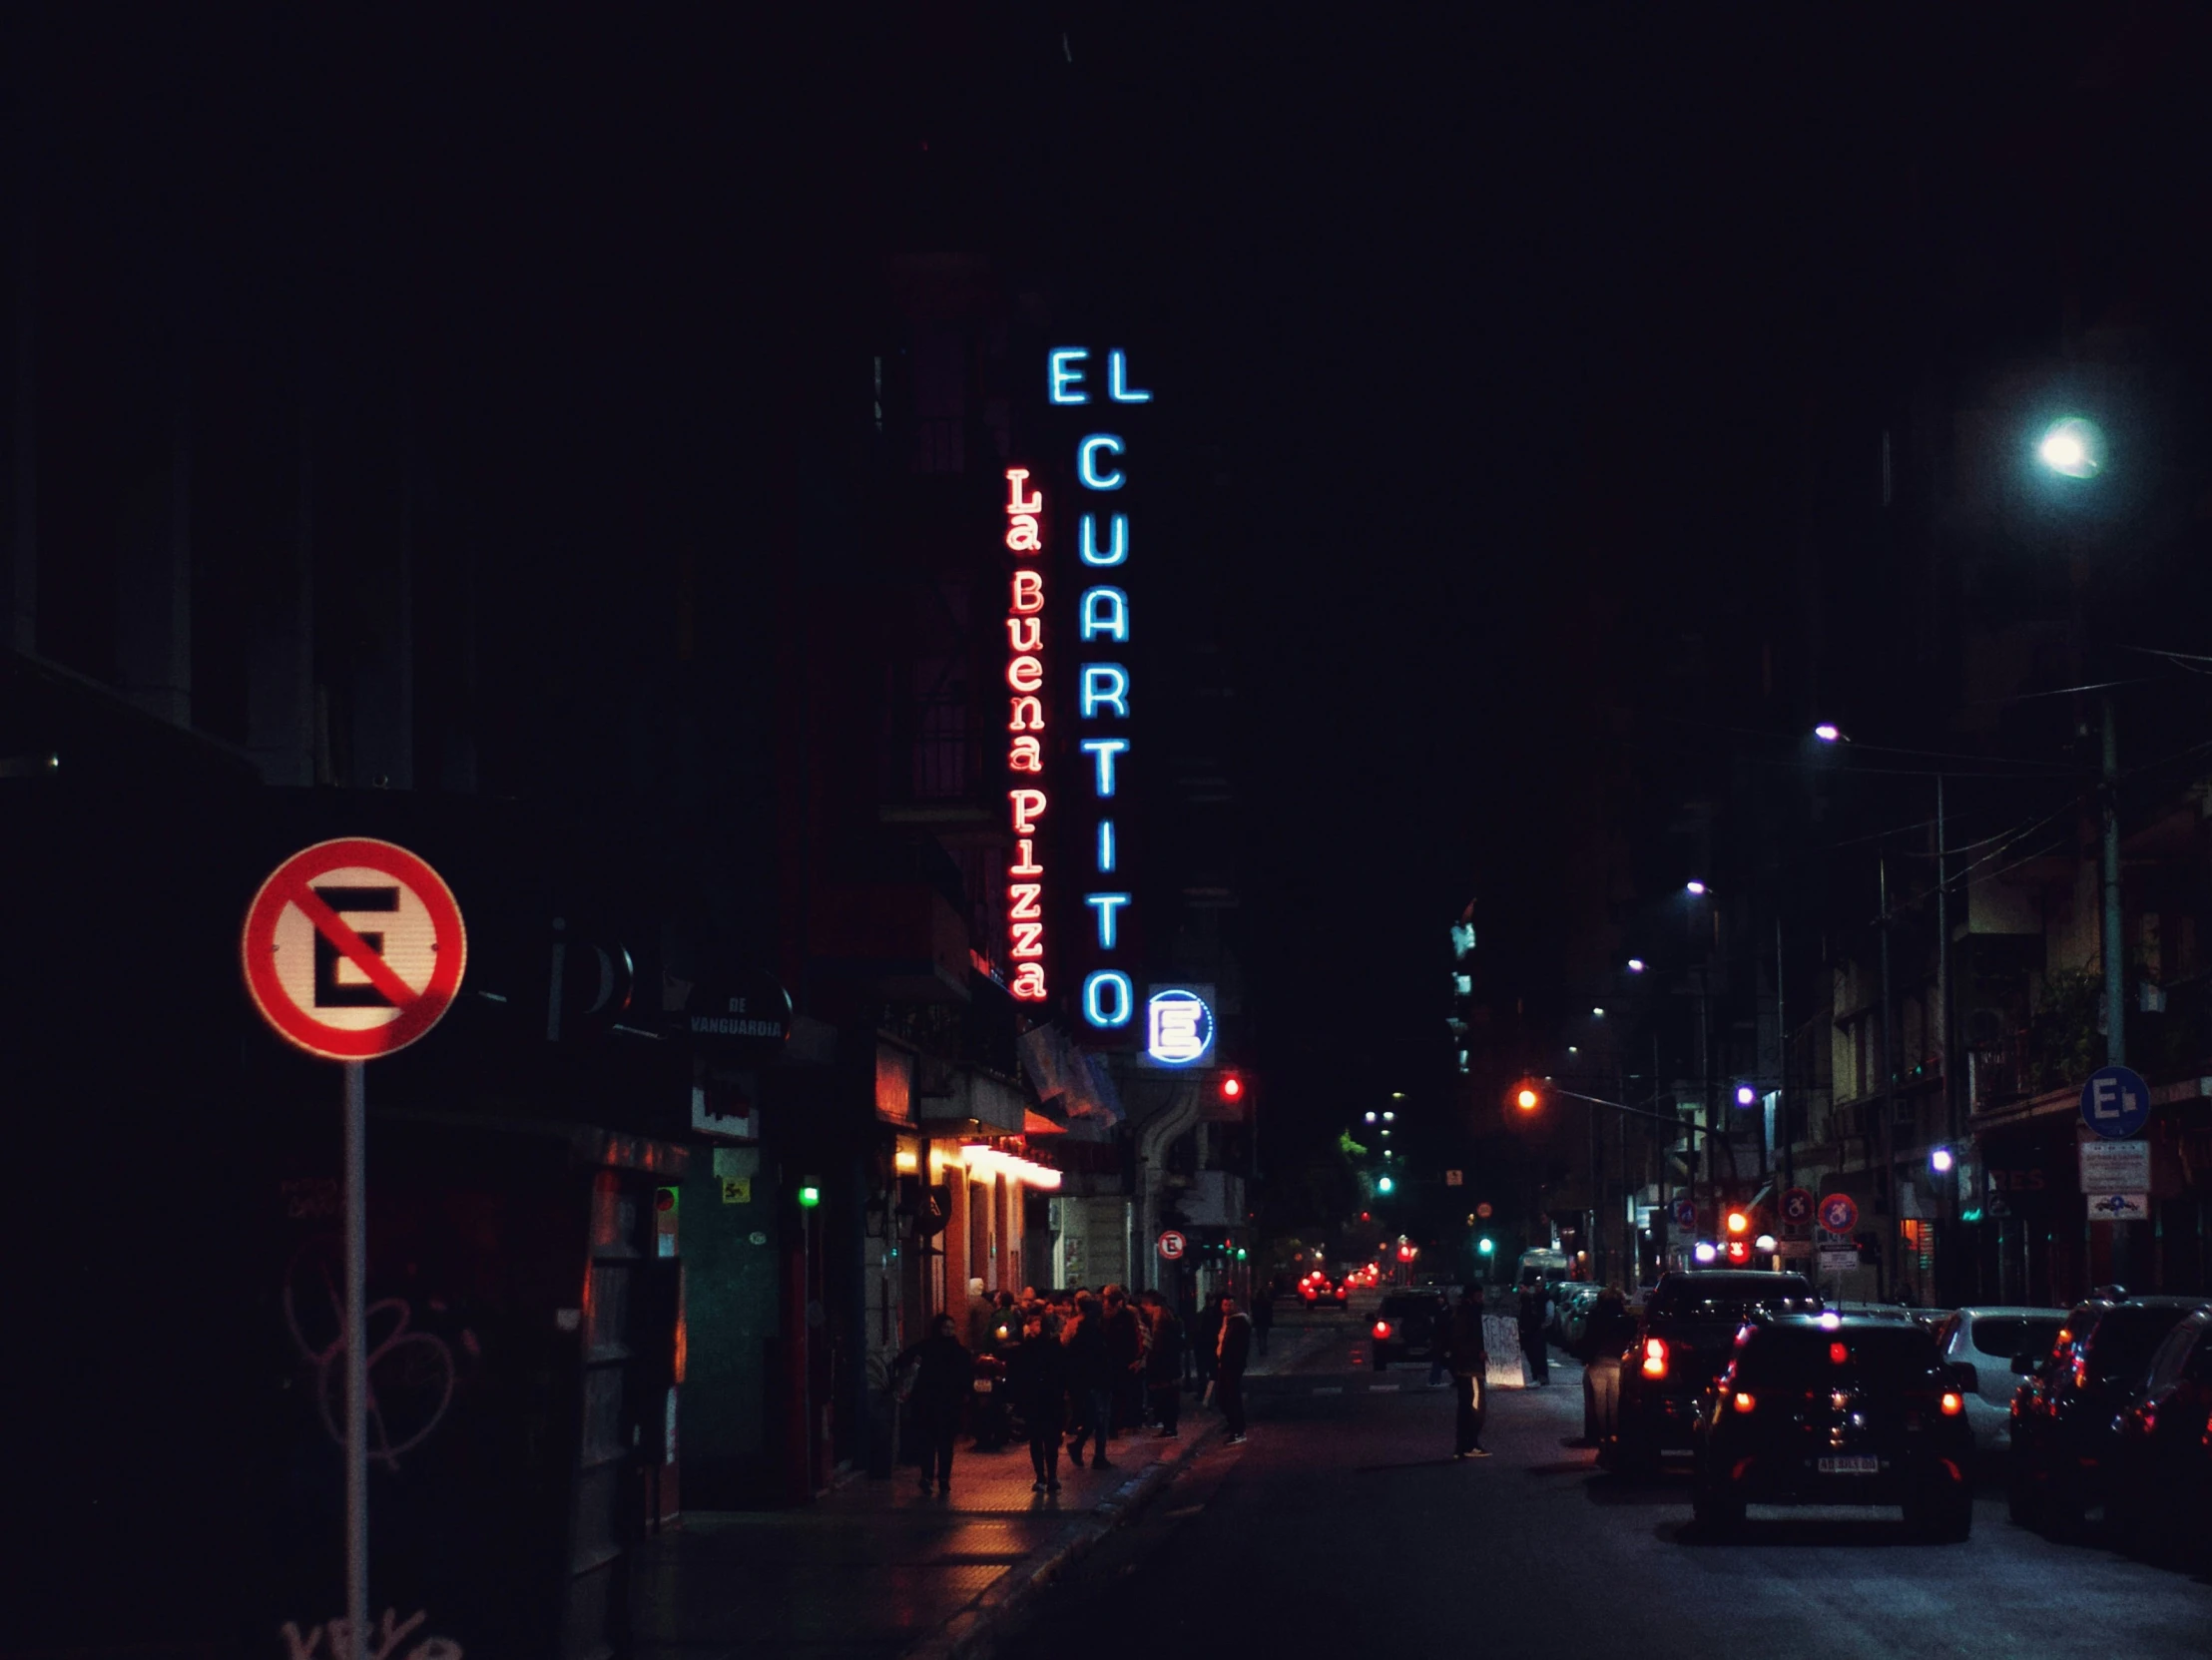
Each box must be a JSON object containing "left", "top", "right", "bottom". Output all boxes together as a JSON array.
[
  {"left": 1782, "top": 1187, "right": 1814, "bottom": 1224},
  {"left": 1157, "top": 1231, "right": 1186, "bottom": 1261},
  {"left": 242, "top": 837, "right": 467, "bottom": 1060},
  {"left": 1819, "top": 1193, "right": 1859, "bottom": 1235}
]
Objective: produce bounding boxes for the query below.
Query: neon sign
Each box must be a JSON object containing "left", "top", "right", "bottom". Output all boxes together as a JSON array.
[
  {"left": 1145, "top": 987, "right": 1215, "bottom": 1066},
  {"left": 1054, "top": 345, "right": 1151, "bottom": 1031},
  {"left": 1005, "top": 467, "right": 1048, "bottom": 1002}
]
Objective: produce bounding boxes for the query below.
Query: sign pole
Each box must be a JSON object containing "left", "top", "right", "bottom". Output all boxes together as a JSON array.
[{"left": 343, "top": 1058, "right": 369, "bottom": 1656}]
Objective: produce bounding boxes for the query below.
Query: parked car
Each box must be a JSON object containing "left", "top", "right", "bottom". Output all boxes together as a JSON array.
[
  {"left": 1690, "top": 1314, "right": 1978, "bottom": 1538},
  {"left": 1599, "top": 1269, "right": 1821, "bottom": 1473},
  {"left": 1371, "top": 1291, "right": 1447, "bottom": 1371},
  {"left": 2108, "top": 1307, "right": 2212, "bottom": 1559},
  {"left": 1929, "top": 1306, "right": 2067, "bottom": 1455},
  {"left": 2008, "top": 1295, "right": 2210, "bottom": 1531}
]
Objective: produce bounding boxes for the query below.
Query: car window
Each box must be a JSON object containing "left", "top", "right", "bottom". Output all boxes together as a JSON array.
[
  {"left": 2145, "top": 1321, "right": 2200, "bottom": 1391},
  {"left": 1732, "top": 1325, "right": 1943, "bottom": 1387},
  {"left": 1649, "top": 1275, "right": 1818, "bottom": 1322},
  {"left": 2087, "top": 1306, "right": 2195, "bottom": 1385},
  {"left": 1969, "top": 1316, "right": 2062, "bottom": 1364},
  {"left": 2185, "top": 1326, "right": 2212, "bottom": 1386}
]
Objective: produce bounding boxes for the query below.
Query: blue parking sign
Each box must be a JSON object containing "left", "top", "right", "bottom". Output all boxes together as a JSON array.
[{"left": 2079, "top": 1065, "right": 2151, "bottom": 1140}]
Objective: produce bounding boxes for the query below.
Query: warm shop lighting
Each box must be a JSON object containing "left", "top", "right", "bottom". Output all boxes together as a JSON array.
[
  {"left": 893, "top": 1149, "right": 920, "bottom": 1173},
  {"left": 960, "top": 1143, "right": 1063, "bottom": 1189}
]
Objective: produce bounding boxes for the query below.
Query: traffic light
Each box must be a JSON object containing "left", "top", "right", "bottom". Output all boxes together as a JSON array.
[
  {"left": 1723, "top": 1239, "right": 1752, "bottom": 1265},
  {"left": 1476, "top": 1237, "right": 1495, "bottom": 1256},
  {"left": 1725, "top": 1208, "right": 1750, "bottom": 1237},
  {"left": 1378, "top": 1175, "right": 1394, "bottom": 1195},
  {"left": 798, "top": 1182, "right": 822, "bottom": 1209},
  {"left": 1513, "top": 1081, "right": 1540, "bottom": 1112},
  {"left": 1219, "top": 1072, "right": 1245, "bottom": 1102}
]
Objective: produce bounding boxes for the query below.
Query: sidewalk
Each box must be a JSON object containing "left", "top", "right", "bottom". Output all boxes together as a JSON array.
[{"left": 629, "top": 1323, "right": 1338, "bottom": 1660}]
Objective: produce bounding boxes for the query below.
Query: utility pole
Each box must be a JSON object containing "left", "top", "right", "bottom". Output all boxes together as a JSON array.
[
  {"left": 1878, "top": 854, "right": 1897, "bottom": 1303},
  {"left": 1936, "top": 773, "right": 1956, "bottom": 1305},
  {"left": 2101, "top": 696, "right": 2126, "bottom": 1069}
]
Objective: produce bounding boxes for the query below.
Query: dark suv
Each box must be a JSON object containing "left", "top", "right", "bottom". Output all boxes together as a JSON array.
[
  {"left": 1601, "top": 1270, "right": 1821, "bottom": 1473},
  {"left": 2109, "top": 1308, "right": 2212, "bottom": 1559},
  {"left": 1371, "top": 1291, "right": 1446, "bottom": 1371},
  {"left": 2008, "top": 1295, "right": 2208, "bottom": 1532},
  {"left": 1691, "top": 1315, "right": 1978, "bottom": 1538}
]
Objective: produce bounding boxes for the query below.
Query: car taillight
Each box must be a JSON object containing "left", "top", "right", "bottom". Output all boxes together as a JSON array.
[
  {"left": 1732, "top": 1391, "right": 1756, "bottom": 1414},
  {"left": 1939, "top": 1391, "right": 1963, "bottom": 1417},
  {"left": 1829, "top": 1342, "right": 1848, "bottom": 1366},
  {"left": 1641, "top": 1338, "right": 1668, "bottom": 1380},
  {"left": 1374, "top": 1322, "right": 1392, "bottom": 1340}
]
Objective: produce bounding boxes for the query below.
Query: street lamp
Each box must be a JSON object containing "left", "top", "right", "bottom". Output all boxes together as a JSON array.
[
  {"left": 1813, "top": 724, "right": 1844, "bottom": 743},
  {"left": 1686, "top": 880, "right": 1707, "bottom": 896},
  {"left": 1627, "top": 958, "right": 1645, "bottom": 973},
  {"left": 1930, "top": 1146, "right": 1954, "bottom": 1175},
  {"left": 1734, "top": 1083, "right": 1757, "bottom": 1108},
  {"left": 1592, "top": 1006, "right": 1605, "bottom": 1017},
  {"left": 2038, "top": 415, "right": 2104, "bottom": 479}
]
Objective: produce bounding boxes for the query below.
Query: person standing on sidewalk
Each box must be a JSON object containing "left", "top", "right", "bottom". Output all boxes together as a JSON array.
[
  {"left": 1444, "top": 1284, "right": 1491, "bottom": 1459},
  {"left": 896, "top": 1314, "right": 975, "bottom": 1497},
  {"left": 1251, "top": 1284, "right": 1275, "bottom": 1359},
  {"left": 1516, "top": 1275, "right": 1552, "bottom": 1385},
  {"left": 1008, "top": 1309, "right": 1070, "bottom": 1493},
  {"left": 1139, "top": 1290, "right": 1186, "bottom": 1436},
  {"left": 1215, "top": 1292, "right": 1252, "bottom": 1443},
  {"left": 1063, "top": 1292, "right": 1117, "bottom": 1469},
  {"left": 1101, "top": 1287, "right": 1145, "bottom": 1436}
]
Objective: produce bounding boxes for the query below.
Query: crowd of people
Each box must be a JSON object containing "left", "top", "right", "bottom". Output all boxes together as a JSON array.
[{"left": 892, "top": 1285, "right": 1255, "bottom": 1497}]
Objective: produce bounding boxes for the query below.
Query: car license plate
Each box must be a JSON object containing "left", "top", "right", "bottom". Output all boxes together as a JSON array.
[{"left": 1818, "top": 1455, "right": 1880, "bottom": 1474}]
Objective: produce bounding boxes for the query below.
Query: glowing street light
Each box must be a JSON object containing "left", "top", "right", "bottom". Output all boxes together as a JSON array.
[
  {"left": 1930, "top": 1146, "right": 1955, "bottom": 1175},
  {"left": 1364, "top": 1111, "right": 1377, "bottom": 1123},
  {"left": 1514, "top": 1085, "right": 1539, "bottom": 1112},
  {"left": 1627, "top": 958, "right": 1645, "bottom": 973},
  {"left": 1735, "top": 1083, "right": 1758, "bottom": 1108},
  {"left": 1591, "top": 1006, "right": 1605, "bottom": 1017},
  {"left": 1814, "top": 724, "right": 1843, "bottom": 743},
  {"left": 2038, "top": 415, "right": 2104, "bottom": 479},
  {"left": 1686, "top": 880, "right": 1708, "bottom": 896}
]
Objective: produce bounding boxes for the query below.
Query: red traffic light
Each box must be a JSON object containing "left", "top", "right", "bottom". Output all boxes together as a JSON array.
[
  {"left": 1513, "top": 1082, "right": 1540, "bottom": 1112},
  {"left": 1725, "top": 1209, "right": 1750, "bottom": 1236},
  {"left": 1220, "top": 1073, "right": 1245, "bottom": 1100},
  {"left": 1723, "top": 1239, "right": 1752, "bottom": 1265}
]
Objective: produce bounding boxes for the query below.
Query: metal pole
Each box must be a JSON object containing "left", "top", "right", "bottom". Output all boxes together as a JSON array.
[
  {"left": 343, "top": 1059, "right": 369, "bottom": 1657},
  {"left": 1936, "top": 773, "right": 1955, "bottom": 1302},
  {"left": 2102, "top": 697, "right": 2125, "bottom": 1068},
  {"left": 1778, "top": 913, "right": 1792, "bottom": 1210},
  {"left": 1879, "top": 856, "right": 1897, "bottom": 1303}
]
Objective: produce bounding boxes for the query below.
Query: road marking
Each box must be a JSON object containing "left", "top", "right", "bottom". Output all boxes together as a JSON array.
[
  {"left": 1312, "top": 1385, "right": 1345, "bottom": 1395},
  {"left": 1369, "top": 1383, "right": 1400, "bottom": 1392}
]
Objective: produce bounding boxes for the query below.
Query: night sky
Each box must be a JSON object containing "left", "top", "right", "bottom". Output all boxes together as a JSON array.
[{"left": 24, "top": 5, "right": 2212, "bottom": 1172}]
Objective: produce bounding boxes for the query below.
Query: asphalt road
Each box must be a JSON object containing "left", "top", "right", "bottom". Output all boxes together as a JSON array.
[{"left": 992, "top": 1314, "right": 2212, "bottom": 1660}]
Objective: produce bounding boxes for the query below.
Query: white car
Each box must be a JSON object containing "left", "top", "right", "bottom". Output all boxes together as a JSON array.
[{"left": 1931, "top": 1306, "right": 2068, "bottom": 1453}]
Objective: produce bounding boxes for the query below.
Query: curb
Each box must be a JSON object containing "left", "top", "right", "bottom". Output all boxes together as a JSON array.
[{"left": 899, "top": 1424, "right": 1223, "bottom": 1660}]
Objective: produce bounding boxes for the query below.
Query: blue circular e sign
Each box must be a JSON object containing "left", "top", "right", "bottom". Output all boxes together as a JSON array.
[{"left": 2079, "top": 1065, "right": 2151, "bottom": 1140}]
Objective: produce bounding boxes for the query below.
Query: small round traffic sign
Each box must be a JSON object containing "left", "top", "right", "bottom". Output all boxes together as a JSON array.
[
  {"left": 242, "top": 837, "right": 467, "bottom": 1060},
  {"left": 2080, "top": 1065, "right": 2152, "bottom": 1141},
  {"left": 1156, "top": 1230, "right": 1187, "bottom": 1262},
  {"left": 1673, "top": 1198, "right": 1697, "bottom": 1231},
  {"left": 1475, "top": 1202, "right": 1493, "bottom": 1220},
  {"left": 1818, "top": 1193, "right": 1859, "bottom": 1235},
  {"left": 1781, "top": 1187, "right": 1815, "bottom": 1226}
]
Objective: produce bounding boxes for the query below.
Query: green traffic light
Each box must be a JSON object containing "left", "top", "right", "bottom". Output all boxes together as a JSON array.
[
  {"left": 1236, "top": 1247, "right": 1248, "bottom": 1261},
  {"left": 1378, "top": 1175, "right": 1394, "bottom": 1194},
  {"left": 798, "top": 1185, "right": 822, "bottom": 1209},
  {"left": 1477, "top": 1237, "right": 1494, "bottom": 1255}
]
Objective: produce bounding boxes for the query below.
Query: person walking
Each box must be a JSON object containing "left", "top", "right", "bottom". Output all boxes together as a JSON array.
[
  {"left": 1444, "top": 1284, "right": 1491, "bottom": 1459},
  {"left": 895, "top": 1313, "right": 974, "bottom": 1497},
  {"left": 1517, "top": 1275, "right": 1552, "bottom": 1385},
  {"left": 1063, "top": 1292, "right": 1116, "bottom": 1469},
  {"left": 1215, "top": 1292, "right": 1252, "bottom": 1443},
  {"left": 1139, "top": 1290, "right": 1187, "bottom": 1435},
  {"left": 1251, "top": 1283, "right": 1275, "bottom": 1359},
  {"left": 1007, "top": 1309, "right": 1070, "bottom": 1492},
  {"left": 1194, "top": 1292, "right": 1230, "bottom": 1407}
]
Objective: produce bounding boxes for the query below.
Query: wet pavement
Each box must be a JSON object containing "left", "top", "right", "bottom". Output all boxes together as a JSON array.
[{"left": 629, "top": 1317, "right": 1344, "bottom": 1660}]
